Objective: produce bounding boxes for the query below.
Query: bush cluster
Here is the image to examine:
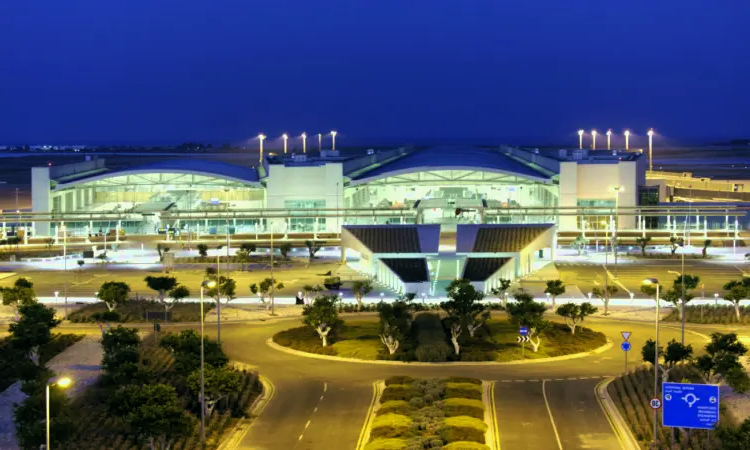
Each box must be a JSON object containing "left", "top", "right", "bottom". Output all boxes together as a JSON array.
[
  {"left": 272, "top": 325, "right": 337, "bottom": 355},
  {"left": 663, "top": 305, "right": 750, "bottom": 324},
  {"left": 443, "top": 398, "right": 485, "bottom": 419},
  {"left": 69, "top": 299, "right": 214, "bottom": 323},
  {"left": 445, "top": 382, "right": 483, "bottom": 401},
  {"left": 413, "top": 314, "right": 451, "bottom": 362}
]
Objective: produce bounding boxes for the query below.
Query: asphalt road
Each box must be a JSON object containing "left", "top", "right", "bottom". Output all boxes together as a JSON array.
[{"left": 52, "top": 312, "right": 747, "bottom": 450}]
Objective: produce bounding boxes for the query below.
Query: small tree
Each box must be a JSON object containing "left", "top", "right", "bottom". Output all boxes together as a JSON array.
[
  {"left": 77, "top": 259, "right": 85, "bottom": 270},
  {"left": 144, "top": 276, "right": 178, "bottom": 304},
  {"left": 110, "top": 384, "right": 195, "bottom": 450},
  {"left": 207, "top": 276, "right": 236, "bottom": 305},
  {"left": 490, "top": 279, "right": 512, "bottom": 309},
  {"left": 239, "top": 242, "right": 256, "bottom": 253},
  {"left": 301, "top": 284, "right": 323, "bottom": 304},
  {"left": 305, "top": 240, "right": 322, "bottom": 262},
  {"left": 45, "top": 237, "right": 55, "bottom": 250},
  {"left": 279, "top": 242, "right": 292, "bottom": 260},
  {"left": 505, "top": 291, "right": 549, "bottom": 353},
  {"left": 250, "top": 277, "right": 284, "bottom": 313},
  {"left": 571, "top": 235, "right": 588, "bottom": 256},
  {"left": 722, "top": 282, "right": 749, "bottom": 322},
  {"left": 635, "top": 236, "right": 652, "bottom": 257},
  {"left": 695, "top": 332, "right": 750, "bottom": 392},
  {"left": 303, "top": 295, "right": 341, "bottom": 347},
  {"left": 556, "top": 302, "right": 597, "bottom": 335},
  {"left": 669, "top": 236, "right": 683, "bottom": 256},
  {"left": 9, "top": 302, "right": 61, "bottom": 362},
  {"left": 197, "top": 243, "right": 208, "bottom": 258},
  {"left": 1, "top": 277, "right": 38, "bottom": 319},
  {"left": 702, "top": 239, "right": 712, "bottom": 258},
  {"left": 376, "top": 300, "right": 413, "bottom": 355},
  {"left": 235, "top": 249, "right": 250, "bottom": 271},
  {"left": 642, "top": 338, "right": 694, "bottom": 382},
  {"left": 163, "top": 285, "right": 190, "bottom": 320},
  {"left": 544, "top": 279, "right": 565, "bottom": 308},
  {"left": 186, "top": 366, "right": 241, "bottom": 417},
  {"left": 442, "top": 279, "right": 487, "bottom": 355},
  {"left": 591, "top": 285, "right": 618, "bottom": 315},
  {"left": 351, "top": 279, "right": 373, "bottom": 311},
  {"left": 160, "top": 329, "right": 228, "bottom": 373},
  {"left": 98, "top": 281, "right": 131, "bottom": 312}
]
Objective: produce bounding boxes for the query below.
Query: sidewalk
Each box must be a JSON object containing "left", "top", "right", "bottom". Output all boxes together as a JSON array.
[{"left": 0, "top": 335, "right": 103, "bottom": 450}]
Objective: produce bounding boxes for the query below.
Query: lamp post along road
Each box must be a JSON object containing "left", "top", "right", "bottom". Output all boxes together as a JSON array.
[
  {"left": 282, "top": 133, "right": 288, "bottom": 154},
  {"left": 331, "top": 130, "right": 337, "bottom": 151},
  {"left": 624, "top": 130, "right": 630, "bottom": 150},
  {"left": 606, "top": 129, "right": 612, "bottom": 150},
  {"left": 258, "top": 134, "right": 266, "bottom": 163},
  {"left": 199, "top": 280, "right": 216, "bottom": 444},
  {"left": 47, "top": 376, "right": 72, "bottom": 450},
  {"left": 318, "top": 133, "right": 322, "bottom": 152},
  {"left": 577, "top": 129, "right": 584, "bottom": 149},
  {"left": 591, "top": 130, "right": 597, "bottom": 150},
  {"left": 647, "top": 129, "right": 655, "bottom": 171},
  {"left": 301, "top": 132, "right": 307, "bottom": 153},
  {"left": 643, "top": 278, "right": 660, "bottom": 445}
]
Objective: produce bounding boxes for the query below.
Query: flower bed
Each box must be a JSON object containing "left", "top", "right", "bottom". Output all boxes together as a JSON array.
[
  {"left": 607, "top": 365, "right": 733, "bottom": 449},
  {"left": 364, "top": 377, "right": 490, "bottom": 450}
]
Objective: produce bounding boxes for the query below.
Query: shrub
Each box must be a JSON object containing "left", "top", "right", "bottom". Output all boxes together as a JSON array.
[
  {"left": 378, "top": 400, "right": 411, "bottom": 416},
  {"left": 385, "top": 376, "right": 414, "bottom": 386},
  {"left": 445, "top": 377, "right": 482, "bottom": 385},
  {"left": 364, "top": 438, "right": 409, "bottom": 450},
  {"left": 416, "top": 343, "right": 449, "bottom": 362},
  {"left": 370, "top": 413, "right": 413, "bottom": 439},
  {"left": 92, "top": 310, "right": 122, "bottom": 322},
  {"left": 381, "top": 384, "right": 421, "bottom": 402},
  {"left": 444, "top": 398, "right": 485, "bottom": 419},
  {"left": 273, "top": 326, "right": 337, "bottom": 356},
  {"left": 445, "top": 382, "right": 483, "bottom": 401},
  {"left": 408, "top": 397, "right": 424, "bottom": 409},
  {"left": 441, "top": 416, "right": 488, "bottom": 444},
  {"left": 443, "top": 442, "right": 491, "bottom": 450}
]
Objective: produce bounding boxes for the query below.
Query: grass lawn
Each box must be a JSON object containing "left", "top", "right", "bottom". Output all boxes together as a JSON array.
[
  {"left": 273, "top": 316, "right": 608, "bottom": 362},
  {"left": 68, "top": 300, "right": 214, "bottom": 323}
]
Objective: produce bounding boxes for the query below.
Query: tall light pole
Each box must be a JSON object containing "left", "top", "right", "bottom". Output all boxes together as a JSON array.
[
  {"left": 282, "top": 133, "right": 289, "bottom": 154},
  {"left": 591, "top": 130, "right": 597, "bottom": 150},
  {"left": 199, "top": 279, "right": 216, "bottom": 445},
  {"left": 215, "top": 245, "right": 223, "bottom": 345},
  {"left": 624, "top": 130, "right": 630, "bottom": 150},
  {"left": 331, "top": 130, "right": 338, "bottom": 151},
  {"left": 642, "top": 278, "right": 660, "bottom": 446},
  {"left": 301, "top": 132, "right": 307, "bottom": 153},
  {"left": 318, "top": 133, "right": 322, "bottom": 151},
  {"left": 47, "top": 376, "right": 72, "bottom": 450},
  {"left": 606, "top": 129, "right": 612, "bottom": 150},
  {"left": 647, "top": 128, "right": 655, "bottom": 171},
  {"left": 258, "top": 133, "right": 266, "bottom": 163},
  {"left": 577, "top": 129, "right": 584, "bottom": 149}
]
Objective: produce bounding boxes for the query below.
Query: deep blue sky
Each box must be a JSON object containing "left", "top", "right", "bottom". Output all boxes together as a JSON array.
[{"left": 1, "top": 0, "right": 748, "bottom": 145}]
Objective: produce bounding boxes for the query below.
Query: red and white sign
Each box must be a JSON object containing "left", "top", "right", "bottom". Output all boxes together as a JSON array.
[{"left": 650, "top": 398, "right": 661, "bottom": 409}]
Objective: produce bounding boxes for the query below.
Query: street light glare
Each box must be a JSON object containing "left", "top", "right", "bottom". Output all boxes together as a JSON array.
[
  {"left": 301, "top": 132, "right": 306, "bottom": 138},
  {"left": 606, "top": 129, "right": 612, "bottom": 136},
  {"left": 647, "top": 129, "right": 654, "bottom": 137},
  {"left": 258, "top": 133, "right": 266, "bottom": 140},
  {"left": 282, "top": 133, "right": 288, "bottom": 140},
  {"left": 205, "top": 280, "right": 217, "bottom": 288},
  {"left": 577, "top": 129, "right": 584, "bottom": 136},
  {"left": 57, "top": 377, "right": 72, "bottom": 388},
  {"left": 623, "top": 130, "right": 630, "bottom": 136},
  {"left": 642, "top": 278, "right": 659, "bottom": 285}
]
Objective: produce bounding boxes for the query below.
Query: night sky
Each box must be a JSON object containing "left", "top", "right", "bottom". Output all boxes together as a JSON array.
[{"left": 1, "top": 1, "right": 748, "bottom": 144}]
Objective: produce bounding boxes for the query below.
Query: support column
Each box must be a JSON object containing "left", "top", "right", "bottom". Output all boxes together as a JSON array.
[
  {"left": 116, "top": 220, "right": 121, "bottom": 243},
  {"left": 704, "top": 218, "right": 708, "bottom": 237},
  {"left": 85, "top": 226, "right": 91, "bottom": 244},
  {"left": 1, "top": 222, "right": 6, "bottom": 239},
  {"left": 23, "top": 228, "right": 28, "bottom": 245},
  {"left": 53, "top": 224, "right": 59, "bottom": 245}
]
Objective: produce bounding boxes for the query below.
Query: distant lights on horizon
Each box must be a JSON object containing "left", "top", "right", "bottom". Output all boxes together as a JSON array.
[
  {"left": 255, "top": 130, "right": 339, "bottom": 155},
  {"left": 576, "top": 128, "right": 655, "bottom": 151}
]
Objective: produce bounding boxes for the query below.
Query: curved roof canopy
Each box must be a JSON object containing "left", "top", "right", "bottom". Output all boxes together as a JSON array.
[
  {"left": 348, "top": 146, "right": 552, "bottom": 184},
  {"left": 55, "top": 160, "right": 260, "bottom": 187}
]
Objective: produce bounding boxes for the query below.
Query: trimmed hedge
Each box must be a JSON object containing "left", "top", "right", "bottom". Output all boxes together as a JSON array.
[
  {"left": 272, "top": 326, "right": 337, "bottom": 356},
  {"left": 370, "top": 413, "right": 413, "bottom": 439},
  {"left": 385, "top": 376, "right": 414, "bottom": 386},
  {"left": 377, "top": 400, "right": 411, "bottom": 416},
  {"left": 442, "top": 416, "right": 488, "bottom": 444},
  {"left": 445, "top": 382, "right": 483, "bottom": 401},
  {"left": 381, "top": 384, "right": 422, "bottom": 402},
  {"left": 443, "top": 442, "right": 491, "bottom": 450},
  {"left": 444, "top": 398, "right": 485, "bottom": 419},
  {"left": 364, "top": 438, "right": 409, "bottom": 450},
  {"left": 446, "top": 377, "right": 482, "bottom": 385},
  {"left": 413, "top": 313, "right": 451, "bottom": 362}
]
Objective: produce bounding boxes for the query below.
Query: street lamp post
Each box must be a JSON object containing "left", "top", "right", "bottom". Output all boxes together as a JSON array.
[
  {"left": 606, "top": 129, "right": 612, "bottom": 150},
  {"left": 199, "top": 279, "right": 216, "bottom": 444},
  {"left": 258, "top": 134, "right": 266, "bottom": 163},
  {"left": 643, "top": 278, "right": 660, "bottom": 445},
  {"left": 591, "top": 130, "right": 597, "bottom": 150},
  {"left": 624, "top": 130, "right": 630, "bottom": 150},
  {"left": 215, "top": 245, "right": 223, "bottom": 345},
  {"left": 318, "top": 133, "right": 322, "bottom": 152},
  {"left": 282, "top": 133, "right": 289, "bottom": 154},
  {"left": 647, "top": 129, "right": 655, "bottom": 171},
  {"left": 577, "top": 129, "right": 584, "bottom": 150},
  {"left": 331, "top": 130, "right": 338, "bottom": 151},
  {"left": 301, "top": 132, "right": 307, "bottom": 153},
  {"left": 611, "top": 186, "right": 622, "bottom": 278},
  {"left": 47, "top": 376, "right": 72, "bottom": 450}
]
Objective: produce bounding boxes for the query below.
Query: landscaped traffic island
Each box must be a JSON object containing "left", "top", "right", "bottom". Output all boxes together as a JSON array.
[
  {"left": 364, "top": 376, "right": 490, "bottom": 450},
  {"left": 273, "top": 279, "right": 607, "bottom": 363}
]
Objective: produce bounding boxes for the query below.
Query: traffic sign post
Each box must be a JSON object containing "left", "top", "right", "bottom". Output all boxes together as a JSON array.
[
  {"left": 621, "top": 341, "right": 631, "bottom": 373},
  {"left": 519, "top": 327, "right": 528, "bottom": 359},
  {"left": 662, "top": 382, "right": 720, "bottom": 430}
]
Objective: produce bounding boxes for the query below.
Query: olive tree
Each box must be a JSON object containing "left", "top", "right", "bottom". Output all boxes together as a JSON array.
[
  {"left": 506, "top": 291, "right": 549, "bottom": 352},
  {"left": 303, "top": 295, "right": 341, "bottom": 347},
  {"left": 351, "top": 279, "right": 373, "bottom": 311},
  {"left": 186, "top": 366, "right": 241, "bottom": 417},
  {"left": 591, "top": 285, "right": 618, "bottom": 315},
  {"left": 489, "top": 279, "right": 512, "bottom": 309},
  {"left": 544, "top": 279, "right": 565, "bottom": 308},
  {"left": 555, "top": 302, "right": 597, "bottom": 335},
  {"left": 98, "top": 281, "right": 131, "bottom": 312}
]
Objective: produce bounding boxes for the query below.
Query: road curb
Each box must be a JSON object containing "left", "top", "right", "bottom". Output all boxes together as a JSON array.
[
  {"left": 355, "top": 380, "right": 384, "bottom": 450},
  {"left": 483, "top": 381, "right": 500, "bottom": 450},
  {"left": 217, "top": 374, "right": 275, "bottom": 450},
  {"left": 595, "top": 377, "right": 639, "bottom": 450},
  {"left": 266, "top": 337, "right": 614, "bottom": 366}
]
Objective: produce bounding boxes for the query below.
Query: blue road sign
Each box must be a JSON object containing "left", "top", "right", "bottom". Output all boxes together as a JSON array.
[
  {"left": 621, "top": 342, "right": 631, "bottom": 352},
  {"left": 519, "top": 326, "right": 529, "bottom": 336},
  {"left": 663, "top": 382, "right": 720, "bottom": 430}
]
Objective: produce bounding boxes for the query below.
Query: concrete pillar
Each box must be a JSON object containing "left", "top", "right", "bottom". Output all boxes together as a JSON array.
[
  {"left": 1, "top": 222, "right": 6, "bottom": 239},
  {"left": 60, "top": 193, "right": 67, "bottom": 213},
  {"left": 340, "top": 246, "right": 346, "bottom": 264},
  {"left": 704, "top": 218, "right": 708, "bottom": 236},
  {"left": 23, "top": 228, "right": 28, "bottom": 245},
  {"left": 666, "top": 215, "right": 671, "bottom": 229},
  {"left": 53, "top": 224, "right": 59, "bottom": 245},
  {"left": 116, "top": 220, "right": 121, "bottom": 243},
  {"left": 85, "top": 226, "right": 91, "bottom": 244}
]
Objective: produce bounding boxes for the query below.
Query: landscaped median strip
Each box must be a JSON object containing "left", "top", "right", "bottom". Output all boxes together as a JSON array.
[
  {"left": 217, "top": 374, "right": 276, "bottom": 450},
  {"left": 266, "top": 337, "right": 614, "bottom": 366},
  {"left": 482, "top": 381, "right": 500, "bottom": 450},
  {"left": 595, "top": 377, "right": 639, "bottom": 450},
  {"left": 355, "top": 381, "right": 386, "bottom": 450}
]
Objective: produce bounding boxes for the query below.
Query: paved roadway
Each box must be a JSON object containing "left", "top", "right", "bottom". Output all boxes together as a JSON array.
[{"left": 52, "top": 313, "right": 746, "bottom": 450}]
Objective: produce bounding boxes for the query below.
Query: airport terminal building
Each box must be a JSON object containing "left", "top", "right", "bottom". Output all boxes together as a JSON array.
[{"left": 24, "top": 145, "right": 658, "bottom": 238}]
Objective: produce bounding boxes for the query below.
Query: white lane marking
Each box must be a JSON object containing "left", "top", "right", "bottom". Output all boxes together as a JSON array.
[
  {"left": 320, "top": 395, "right": 324, "bottom": 401},
  {"left": 501, "top": 380, "right": 512, "bottom": 382},
  {"left": 314, "top": 407, "right": 318, "bottom": 412},
  {"left": 304, "top": 420, "right": 311, "bottom": 429},
  {"left": 542, "top": 380, "right": 564, "bottom": 450},
  {"left": 324, "top": 382, "right": 327, "bottom": 392}
]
